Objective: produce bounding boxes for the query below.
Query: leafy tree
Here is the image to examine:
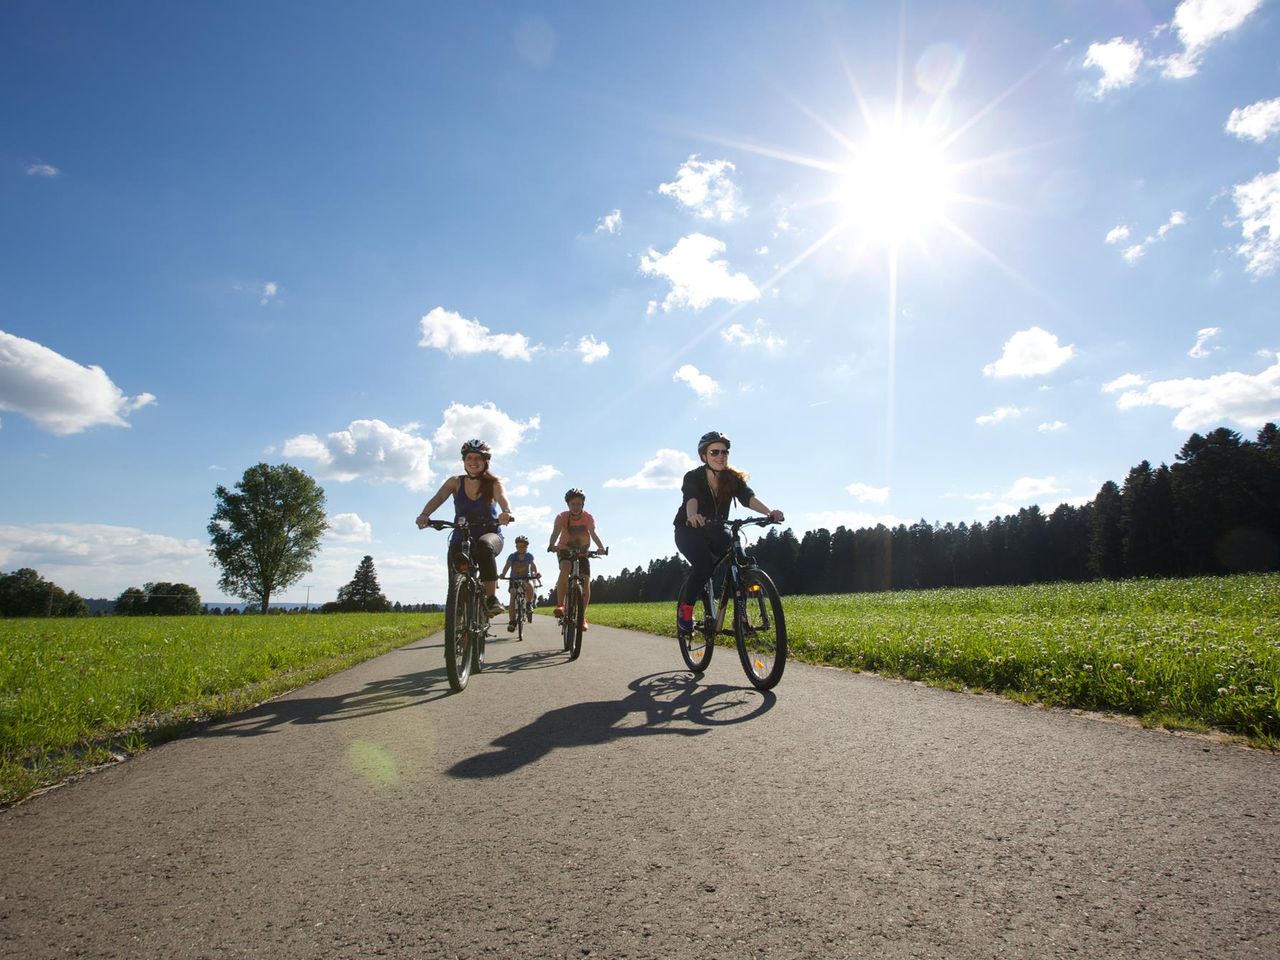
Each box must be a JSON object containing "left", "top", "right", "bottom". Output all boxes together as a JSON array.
[
  {"left": 115, "top": 587, "right": 148, "bottom": 615},
  {"left": 0, "top": 568, "right": 86, "bottom": 617},
  {"left": 336, "top": 555, "right": 391, "bottom": 612},
  {"left": 208, "top": 463, "right": 327, "bottom": 614},
  {"left": 146, "top": 582, "right": 202, "bottom": 615}
]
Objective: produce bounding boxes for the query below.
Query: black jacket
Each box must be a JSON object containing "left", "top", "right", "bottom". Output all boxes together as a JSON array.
[{"left": 672, "top": 467, "right": 755, "bottom": 526}]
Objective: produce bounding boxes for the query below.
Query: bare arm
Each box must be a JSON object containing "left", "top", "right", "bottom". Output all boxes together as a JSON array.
[
  {"left": 546, "top": 516, "right": 565, "bottom": 552},
  {"left": 685, "top": 497, "right": 706, "bottom": 528},
  {"left": 416, "top": 476, "right": 460, "bottom": 528},
  {"left": 492, "top": 479, "right": 513, "bottom": 525},
  {"left": 746, "top": 496, "right": 784, "bottom": 523}
]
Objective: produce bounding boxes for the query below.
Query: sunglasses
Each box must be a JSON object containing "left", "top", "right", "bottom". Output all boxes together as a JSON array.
[{"left": 706, "top": 448, "right": 729, "bottom": 457}]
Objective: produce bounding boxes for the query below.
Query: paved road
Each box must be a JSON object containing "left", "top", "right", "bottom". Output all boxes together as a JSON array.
[{"left": 3, "top": 618, "right": 1278, "bottom": 959}]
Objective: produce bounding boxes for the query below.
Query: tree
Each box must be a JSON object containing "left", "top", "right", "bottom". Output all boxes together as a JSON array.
[
  {"left": 115, "top": 587, "right": 148, "bottom": 615},
  {"left": 0, "top": 568, "right": 86, "bottom": 617},
  {"left": 208, "top": 463, "right": 327, "bottom": 614},
  {"left": 1088, "top": 481, "right": 1124, "bottom": 580},
  {"left": 336, "top": 555, "right": 391, "bottom": 612}
]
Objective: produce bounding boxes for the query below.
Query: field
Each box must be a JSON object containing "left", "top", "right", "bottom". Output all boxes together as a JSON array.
[
  {"left": 585, "top": 574, "right": 1280, "bottom": 746},
  {"left": 0, "top": 612, "right": 443, "bottom": 806}
]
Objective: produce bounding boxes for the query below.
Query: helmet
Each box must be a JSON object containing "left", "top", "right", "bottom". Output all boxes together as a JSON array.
[
  {"left": 460, "top": 438, "right": 491, "bottom": 459},
  {"left": 697, "top": 431, "right": 731, "bottom": 456},
  {"left": 564, "top": 487, "right": 585, "bottom": 503},
  {"left": 515, "top": 535, "right": 529, "bottom": 545}
]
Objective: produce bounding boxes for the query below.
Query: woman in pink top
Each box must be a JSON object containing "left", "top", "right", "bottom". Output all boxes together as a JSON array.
[{"left": 546, "top": 488, "right": 607, "bottom": 629}]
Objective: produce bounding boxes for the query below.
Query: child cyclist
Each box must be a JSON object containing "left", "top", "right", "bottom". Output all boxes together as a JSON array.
[
  {"left": 415, "top": 439, "right": 513, "bottom": 619},
  {"left": 499, "top": 535, "right": 541, "bottom": 635},
  {"left": 547, "top": 488, "right": 607, "bottom": 630}
]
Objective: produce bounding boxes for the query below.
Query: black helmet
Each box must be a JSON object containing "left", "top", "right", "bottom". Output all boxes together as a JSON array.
[
  {"left": 697, "top": 430, "right": 731, "bottom": 456},
  {"left": 515, "top": 535, "right": 529, "bottom": 544},
  {"left": 564, "top": 487, "right": 585, "bottom": 503},
  {"left": 460, "top": 438, "right": 491, "bottom": 459}
]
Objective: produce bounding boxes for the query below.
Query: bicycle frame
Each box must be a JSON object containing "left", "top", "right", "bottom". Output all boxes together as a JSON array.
[
  {"left": 555, "top": 547, "right": 607, "bottom": 661},
  {"left": 426, "top": 515, "right": 504, "bottom": 691}
]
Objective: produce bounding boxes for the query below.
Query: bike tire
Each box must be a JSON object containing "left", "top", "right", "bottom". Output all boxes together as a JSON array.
[
  {"left": 516, "top": 596, "right": 525, "bottom": 642},
  {"left": 677, "top": 588, "right": 715, "bottom": 673},
  {"left": 735, "top": 568, "right": 786, "bottom": 690},
  {"left": 444, "top": 576, "right": 473, "bottom": 692},
  {"left": 471, "top": 590, "right": 486, "bottom": 674},
  {"left": 567, "top": 581, "right": 584, "bottom": 661}
]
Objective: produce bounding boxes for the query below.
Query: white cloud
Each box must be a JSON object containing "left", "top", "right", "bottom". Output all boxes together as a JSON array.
[
  {"left": 326, "top": 513, "right": 373, "bottom": 543},
  {"left": 975, "top": 405, "right": 1025, "bottom": 426},
  {"left": 658, "top": 155, "right": 747, "bottom": 222},
  {"left": 673, "top": 364, "right": 721, "bottom": 400},
  {"left": 1113, "top": 354, "right": 1280, "bottom": 430},
  {"left": 418, "top": 306, "right": 538, "bottom": 361},
  {"left": 522, "top": 464, "right": 561, "bottom": 483},
  {"left": 1231, "top": 162, "right": 1280, "bottom": 277},
  {"left": 803, "top": 510, "right": 906, "bottom": 531},
  {"left": 1115, "top": 210, "right": 1188, "bottom": 263},
  {"left": 1038, "top": 420, "right": 1068, "bottom": 432},
  {"left": 1160, "top": 0, "right": 1264, "bottom": 78},
  {"left": 967, "top": 477, "right": 1070, "bottom": 516},
  {"left": 577, "top": 335, "right": 610, "bottom": 364},
  {"left": 1105, "top": 225, "right": 1131, "bottom": 244},
  {"left": 604, "top": 448, "right": 698, "bottom": 490},
  {"left": 1083, "top": 37, "right": 1144, "bottom": 96},
  {"left": 983, "top": 327, "right": 1075, "bottom": 378},
  {"left": 259, "top": 281, "right": 279, "bottom": 305},
  {"left": 639, "top": 233, "right": 760, "bottom": 312},
  {"left": 283, "top": 419, "right": 436, "bottom": 490},
  {"left": 845, "top": 482, "right": 890, "bottom": 504},
  {"left": 721, "top": 319, "right": 785, "bottom": 352},
  {"left": 595, "top": 209, "right": 622, "bottom": 234},
  {"left": 1188, "top": 326, "right": 1221, "bottom": 359},
  {"left": 507, "top": 503, "right": 555, "bottom": 533},
  {"left": 0, "top": 523, "right": 206, "bottom": 598},
  {"left": 1103, "top": 372, "right": 1148, "bottom": 393},
  {"left": 0, "top": 330, "right": 156, "bottom": 435},
  {"left": 26, "top": 163, "right": 60, "bottom": 177},
  {"left": 1226, "top": 97, "right": 1280, "bottom": 143},
  {"left": 431, "top": 401, "right": 539, "bottom": 465}
]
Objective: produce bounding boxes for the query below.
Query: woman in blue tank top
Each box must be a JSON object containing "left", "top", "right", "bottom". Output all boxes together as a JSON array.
[{"left": 415, "top": 439, "right": 513, "bottom": 618}]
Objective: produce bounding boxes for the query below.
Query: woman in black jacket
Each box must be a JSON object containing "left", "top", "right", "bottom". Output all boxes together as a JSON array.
[{"left": 673, "top": 430, "right": 784, "bottom": 634}]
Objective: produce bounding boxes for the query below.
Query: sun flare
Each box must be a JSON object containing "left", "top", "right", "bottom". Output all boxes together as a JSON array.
[{"left": 838, "top": 122, "right": 956, "bottom": 244}]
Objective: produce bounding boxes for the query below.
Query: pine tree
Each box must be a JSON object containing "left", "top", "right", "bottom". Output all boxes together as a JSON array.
[{"left": 337, "top": 555, "right": 391, "bottom": 612}]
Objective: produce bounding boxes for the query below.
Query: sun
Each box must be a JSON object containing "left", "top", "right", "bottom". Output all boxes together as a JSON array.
[{"left": 837, "top": 121, "right": 956, "bottom": 246}]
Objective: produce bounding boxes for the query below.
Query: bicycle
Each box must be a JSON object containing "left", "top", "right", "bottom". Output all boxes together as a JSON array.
[
  {"left": 552, "top": 547, "right": 608, "bottom": 661},
  {"left": 425, "top": 516, "right": 506, "bottom": 692},
  {"left": 678, "top": 517, "right": 787, "bottom": 691},
  {"left": 499, "top": 574, "right": 541, "bottom": 642}
]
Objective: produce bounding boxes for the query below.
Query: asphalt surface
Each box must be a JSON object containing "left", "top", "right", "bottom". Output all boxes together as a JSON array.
[{"left": 2, "top": 617, "right": 1278, "bottom": 959}]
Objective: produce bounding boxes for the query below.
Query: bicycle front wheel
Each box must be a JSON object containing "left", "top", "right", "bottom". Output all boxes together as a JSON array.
[
  {"left": 678, "top": 588, "right": 715, "bottom": 673},
  {"left": 566, "top": 581, "right": 584, "bottom": 661},
  {"left": 516, "top": 596, "right": 525, "bottom": 642},
  {"left": 444, "top": 576, "right": 474, "bottom": 692},
  {"left": 735, "top": 568, "right": 786, "bottom": 690}
]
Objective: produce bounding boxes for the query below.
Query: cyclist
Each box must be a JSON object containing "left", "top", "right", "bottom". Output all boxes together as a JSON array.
[
  {"left": 415, "top": 439, "right": 513, "bottom": 620},
  {"left": 674, "top": 430, "right": 784, "bottom": 634},
  {"left": 499, "top": 535, "right": 540, "bottom": 635},
  {"left": 547, "top": 487, "right": 607, "bottom": 630}
]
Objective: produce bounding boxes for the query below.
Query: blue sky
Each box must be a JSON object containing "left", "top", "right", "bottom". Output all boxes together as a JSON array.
[{"left": 2, "top": 1, "right": 1278, "bottom": 606}]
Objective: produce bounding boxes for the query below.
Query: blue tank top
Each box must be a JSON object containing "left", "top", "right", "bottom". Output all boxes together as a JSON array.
[{"left": 451, "top": 476, "right": 499, "bottom": 543}]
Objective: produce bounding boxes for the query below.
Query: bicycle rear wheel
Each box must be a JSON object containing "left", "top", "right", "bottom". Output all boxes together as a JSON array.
[
  {"left": 678, "top": 588, "right": 715, "bottom": 673},
  {"left": 566, "top": 581, "right": 584, "bottom": 661},
  {"left": 735, "top": 568, "right": 786, "bottom": 690},
  {"left": 444, "top": 576, "right": 474, "bottom": 692}
]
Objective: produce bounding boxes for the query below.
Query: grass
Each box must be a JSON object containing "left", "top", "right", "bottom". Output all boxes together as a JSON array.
[
  {"left": 584, "top": 574, "right": 1280, "bottom": 747},
  {"left": 0, "top": 612, "right": 443, "bottom": 806}
]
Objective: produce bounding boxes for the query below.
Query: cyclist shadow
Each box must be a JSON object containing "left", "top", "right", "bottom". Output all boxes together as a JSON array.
[
  {"left": 197, "top": 654, "right": 455, "bottom": 738},
  {"left": 447, "top": 671, "right": 775, "bottom": 779}
]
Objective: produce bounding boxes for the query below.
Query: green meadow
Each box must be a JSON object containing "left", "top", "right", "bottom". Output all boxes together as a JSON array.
[
  {"left": 586, "top": 574, "right": 1280, "bottom": 746},
  {"left": 0, "top": 612, "right": 442, "bottom": 805}
]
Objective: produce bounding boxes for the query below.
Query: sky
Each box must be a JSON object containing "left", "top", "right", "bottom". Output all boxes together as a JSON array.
[{"left": 2, "top": 0, "right": 1278, "bottom": 607}]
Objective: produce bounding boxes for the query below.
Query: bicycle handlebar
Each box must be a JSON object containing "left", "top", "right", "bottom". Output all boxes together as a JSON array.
[
  {"left": 549, "top": 547, "right": 609, "bottom": 558},
  {"left": 424, "top": 516, "right": 513, "bottom": 532}
]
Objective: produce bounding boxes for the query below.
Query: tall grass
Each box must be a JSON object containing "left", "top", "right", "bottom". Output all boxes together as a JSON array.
[
  {"left": 586, "top": 574, "right": 1280, "bottom": 746},
  {"left": 1, "top": 612, "right": 442, "bottom": 805}
]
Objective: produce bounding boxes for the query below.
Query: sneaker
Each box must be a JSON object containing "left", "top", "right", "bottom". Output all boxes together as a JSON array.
[
  {"left": 677, "top": 603, "right": 695, "bottom": 634},
  {"left": 527, "top": 610, "right": 534, "bottom": 623},
  {"left": 506, "top": 622, "right": 516, "bottom": 633},
  {"left": 484, "top": 596, "right": 504, "bottom": 618},
  {"left": 554, "top": 605, "right": 565, "bottom": 619}
]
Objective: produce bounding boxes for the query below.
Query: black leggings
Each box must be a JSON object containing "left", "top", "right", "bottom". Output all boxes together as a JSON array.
[
  {"left": 674, "top": 523, "right": 731, "bottom": 607},
  {"left": 449, "top": 532, "right": 503, "bottom": 583}
]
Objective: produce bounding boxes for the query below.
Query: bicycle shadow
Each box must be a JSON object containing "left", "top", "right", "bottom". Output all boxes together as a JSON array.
[{"left": 446, "top": 671, "right": 775, "bottom": 779}]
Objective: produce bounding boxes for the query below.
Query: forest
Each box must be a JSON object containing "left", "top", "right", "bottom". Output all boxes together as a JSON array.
[{"left": 588, "top": 424, "right": 1280, "bottom": 603}]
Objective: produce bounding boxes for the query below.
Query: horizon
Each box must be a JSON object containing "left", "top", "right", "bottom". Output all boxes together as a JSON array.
[{"left": 2, "top": 2, "right": 1278, "bottom": 606}]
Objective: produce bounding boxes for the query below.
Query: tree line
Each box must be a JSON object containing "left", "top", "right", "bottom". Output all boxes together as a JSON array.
[{"left": 589, "top": 424, "right": 1280, "bottom": 603}]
